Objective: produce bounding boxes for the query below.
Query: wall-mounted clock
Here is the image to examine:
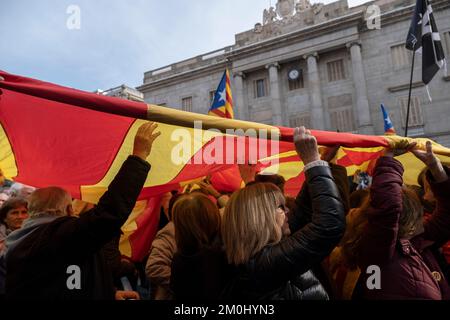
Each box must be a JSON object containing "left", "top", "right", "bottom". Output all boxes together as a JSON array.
[{"left": 288, "top": 68, "right": 301, "bottom": 81}]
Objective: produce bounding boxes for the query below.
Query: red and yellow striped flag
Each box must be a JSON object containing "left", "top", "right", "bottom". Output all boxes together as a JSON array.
[{"left": 208, "top": 69, "right": 233, "bottom": 119}]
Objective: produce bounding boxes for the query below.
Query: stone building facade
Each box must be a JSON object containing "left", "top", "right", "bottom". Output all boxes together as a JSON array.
[
  {"left": 95, "top": 85, "right": 144, "bottom": 102},
  {"left": 137, "top": 0, "right": 450, "bottom": 146}
]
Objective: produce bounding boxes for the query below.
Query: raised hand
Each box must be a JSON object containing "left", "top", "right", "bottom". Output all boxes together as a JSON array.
[
  {"left": 133, "top": 122, "right": 161, "bottom": 161},
  {"left": 294, "top": 126, "right": 320, "bottom": 165},
  {"left": 410, "top": 141, "right": 438, "bottom": 167},
  {"left": 411, "top": 141, "right": 447, "bottom": 182},
  {"left": 384, "top": 139, "right": 416, "bottom": 157},
  {"left": 198, "top": 180, "right": 221, "bottom": 199},
  {"left": 238, "top": 162, "right": 258, "bottom": 185}
]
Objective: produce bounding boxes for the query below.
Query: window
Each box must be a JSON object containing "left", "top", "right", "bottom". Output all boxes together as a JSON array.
[
  {"left": 209, "top": 90, "right": 216, "bottom": 105},
  {"left": 288, "top": 71, "right": 304, "bottom": 91},
  {"left": 327, "top": 59, "right": 346, "bottom": 82},
  {"left": 328, "top": 94, "right": 354, "bottom": 132},
  {"left": 330, "top": 107, "right": 355, "bottom": 132},
  {"left": 399, "top": 96, "right": 423, "bottom": 127},
  {"left": 391, "top": 44, "right": 411, "bottom": 68},
  {"left": 254, "top": 79, "right": 267, "bottom": 98},
  {"left": 289, "top": 113, "right": 311, "bottom": 128},
  {"left": 182, "top": 96, "right": 193, "bottom": 112},
  {"left": 444, "top": 32, "right": 450, "bottom": 58}
]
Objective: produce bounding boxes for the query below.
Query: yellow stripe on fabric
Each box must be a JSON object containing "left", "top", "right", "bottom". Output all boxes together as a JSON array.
[
  {"left": 260, "top": 146, "right": 385, "bottom": 183},
  {"left": 260, "top": 155, "right": 376, "bottom": 181},
  {"left": 259, "top": 150, "right": 297, "bottom": 164},
  {"left": 0, "top": 122, "right": 18, "bottom": 179},
  {"left": 385, "top": 135, "right": 450, "bottom": 157},
  {"left": 260, "top": 160, "right": 304, "bottom": 181},
  {"left": 395, "top": 153, "right": 427, "bottom": 186},
  {"left": 225, "top": 102, "right": 234, "bottom": 118},
  {"left": 261, "top": 146, "right": 383, "bottom": 164},
  {"left": 80, "top": 119, "right": 223, "bottom": 203},
  {"left": 119, "top": 199, "right": 148, "bottom": 258},
  {"left": 395, "top": 152, "right": 450, "bottom": 186},
  {"left": 340, "top": 144, "right": 449, "bottom": 185},
  {"left": 146, "top": 104, "right": 279, "bottom": 139},
  {"left": 208, "top": 111, "right": 221, "bottom": 117},
  {"left": 339, "top": 146, "right": 384, "bottom": 154},
  {"left": 215, "top": 106, "right": 227, "bottom": 113},
  {"left": 226, "top": 86, "right": 232, "bottom": 98}
]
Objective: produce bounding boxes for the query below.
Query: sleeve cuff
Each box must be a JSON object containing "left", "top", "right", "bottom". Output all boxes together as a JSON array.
[
  {"left": 128, "top": 155, "right": 151, "bottom": 170},
  {"left": 304, "top": 160, "right": 329, "bottom": 172}
]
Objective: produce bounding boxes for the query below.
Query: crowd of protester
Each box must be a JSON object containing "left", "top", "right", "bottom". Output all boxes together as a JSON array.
[{"left": 0, "top": 122, "right": 449, "bottom": 300}]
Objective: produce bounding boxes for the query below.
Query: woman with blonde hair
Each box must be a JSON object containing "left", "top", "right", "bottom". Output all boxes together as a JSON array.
[{"left": 221, "top": 126, "right": 346, "bottom": 299}]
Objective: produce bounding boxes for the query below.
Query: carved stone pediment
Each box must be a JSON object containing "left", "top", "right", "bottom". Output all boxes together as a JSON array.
[
  {"left": 254, "top": 23, "right": 263, "bottom": 33},
  {"left": 263, "top": 7, "right": 278, "bottom": 25},
  {"left": 276, "top": 0, "right": 295, "bottom": 19},
  {"left": 295, "top": 0, "right": 312, "bottom": 13},
  {"left": 312, "top": 3, "right": 324, "bottom": 15}
]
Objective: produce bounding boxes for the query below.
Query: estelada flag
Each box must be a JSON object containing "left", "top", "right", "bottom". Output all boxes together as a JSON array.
[
  {"left": 2, "top": 70, "right": 450, "bottom": 260},
  {"left": 380, "top": 104, "right": 396, "bottom": 135},
  {"left": 208, "top": 69, "right": 234, "bottom": 119}
]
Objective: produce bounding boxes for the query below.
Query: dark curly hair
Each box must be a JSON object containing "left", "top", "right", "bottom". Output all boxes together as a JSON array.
[{"left": 0, "top": 197, "right": 28, "bottom": 224}]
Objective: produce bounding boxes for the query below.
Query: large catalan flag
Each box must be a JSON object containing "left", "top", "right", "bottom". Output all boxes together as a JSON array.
[
  {"left": 1, "top": 70, "right": 450, "bottom": 261},
  {"left": 208, "top": 70, "right": 234, "bottom": 119}
]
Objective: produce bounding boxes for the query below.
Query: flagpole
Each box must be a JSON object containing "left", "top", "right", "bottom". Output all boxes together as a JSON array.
[{"left": 404, "top": 50, "right": 416, "bottom": 137}]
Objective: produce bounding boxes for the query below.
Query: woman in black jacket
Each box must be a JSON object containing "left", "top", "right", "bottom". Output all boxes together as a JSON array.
[{"left": 221, "top": 126, "right": 345, "bottom": 300}]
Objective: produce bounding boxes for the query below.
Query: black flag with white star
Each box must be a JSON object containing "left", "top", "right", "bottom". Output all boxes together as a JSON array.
[{"left": 406, "top": 0, "right": 446, "bottom": 84}]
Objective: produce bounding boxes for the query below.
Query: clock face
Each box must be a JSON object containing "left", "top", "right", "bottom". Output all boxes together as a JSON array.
[{"left": 288, "top": 69, "right": 300, "bottom": 81}]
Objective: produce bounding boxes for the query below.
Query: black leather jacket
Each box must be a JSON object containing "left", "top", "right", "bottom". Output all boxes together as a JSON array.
[{"left": 224, "top": 165, "right": 345, "bottom": 300}]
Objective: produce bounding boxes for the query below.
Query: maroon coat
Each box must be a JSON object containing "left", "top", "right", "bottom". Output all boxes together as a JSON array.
[{"left": 358, "top": 156, "right": 450, "bottom": 300}]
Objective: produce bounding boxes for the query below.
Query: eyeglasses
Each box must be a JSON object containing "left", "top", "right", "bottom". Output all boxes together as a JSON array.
[{"left": 277, "top": 204, "right": 289, "bottom": 213}]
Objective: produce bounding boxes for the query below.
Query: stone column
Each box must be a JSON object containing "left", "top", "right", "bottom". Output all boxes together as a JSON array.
[
  {"left": 347, "top": 41, "right": 374, "bottom": 134},
  {"left": 265, "top": 62, "right": 283, "bottom": 126},
  {"left": 303, "top": 52, "right": 325, "bottom": 130},
  {"left": 233, "top": 71, "right": 248, "bottom": 121}
]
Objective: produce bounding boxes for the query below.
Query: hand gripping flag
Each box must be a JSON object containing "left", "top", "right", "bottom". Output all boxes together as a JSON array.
[
  {"left": 380, "top": 104, "right": 396, "bottom": 135},
  {"left": 208, "top": 70, "right": 234, "bottom": 119}
]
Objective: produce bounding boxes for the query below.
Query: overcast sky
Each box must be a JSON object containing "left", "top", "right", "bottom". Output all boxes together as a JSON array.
[{"left": 0, "top": 0, "right": 372, "bottom": 91}]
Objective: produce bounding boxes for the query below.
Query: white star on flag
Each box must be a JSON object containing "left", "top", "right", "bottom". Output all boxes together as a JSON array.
[{"left": 218, "top": 89, "right": 226, "bottom": 103}]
